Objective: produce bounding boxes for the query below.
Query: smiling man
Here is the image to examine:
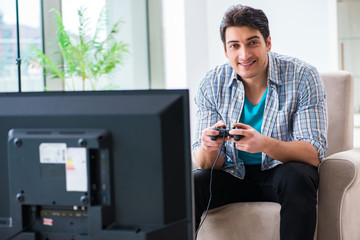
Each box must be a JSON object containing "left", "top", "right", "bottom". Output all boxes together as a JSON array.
[{"left": 192, "top": 4, "right": 328, "bottom": 240}]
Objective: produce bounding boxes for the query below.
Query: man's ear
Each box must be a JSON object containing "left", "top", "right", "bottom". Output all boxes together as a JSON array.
[
  {"left": 224, "top": 44, "right": 229, "bottom": 59},
  {"left": 266, "top": 36, "right": 272, "bottom": 52}
]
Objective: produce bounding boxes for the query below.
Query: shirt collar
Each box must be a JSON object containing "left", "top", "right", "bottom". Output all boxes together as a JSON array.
[
  {"left": 227, "top": 65, "right": 239, "bottom": 88},
  {"left": 267, "top": 51, "right": 283, "bottom": 86}
]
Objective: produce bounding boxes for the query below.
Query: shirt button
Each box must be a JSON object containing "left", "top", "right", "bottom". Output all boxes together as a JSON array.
[
  {"left": 230, "top": 170, "right": 235, "bottom": 174},
  {"left": 239, "top": 96, "right": 243, "bottom": 100}
]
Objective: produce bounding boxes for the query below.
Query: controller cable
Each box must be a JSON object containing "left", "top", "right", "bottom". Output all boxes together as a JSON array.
[
  {"left": 195, "top": 135, "right": 227, "bottom": 239},
  {"left": 7, "top": 207, "right": 37, "bottom": 240}
]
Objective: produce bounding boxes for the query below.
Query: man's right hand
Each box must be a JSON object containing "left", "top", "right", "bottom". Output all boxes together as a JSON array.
[
  {"left": 194, "top": 121, "right": 227, "bottom": 170},
  {"left": 201, "top": 120, "right": 228, "bottom": 152}
]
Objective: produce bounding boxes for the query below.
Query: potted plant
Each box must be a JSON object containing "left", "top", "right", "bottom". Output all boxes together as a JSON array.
[{"left": 29, "top": 7, "right": 129, "bottom": 91}]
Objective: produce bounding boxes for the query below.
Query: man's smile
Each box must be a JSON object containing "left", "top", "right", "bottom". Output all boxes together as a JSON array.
[{"left": 239, "top": 60, "right": 256, "bottom": 66}]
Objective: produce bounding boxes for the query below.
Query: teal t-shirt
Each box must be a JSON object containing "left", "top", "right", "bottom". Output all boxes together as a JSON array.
[{"left": 237, "top": 88, "right": 268, "bottom": 165}]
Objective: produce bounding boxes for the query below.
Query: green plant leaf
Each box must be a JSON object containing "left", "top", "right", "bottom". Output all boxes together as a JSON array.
[{"left": 27, "top": 6, "right": 129, "bottom": 91}]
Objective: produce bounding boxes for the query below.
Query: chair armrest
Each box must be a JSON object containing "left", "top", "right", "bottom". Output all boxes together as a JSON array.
[{"left": 317, "top": 148, "right": 360, "bottom": 240}]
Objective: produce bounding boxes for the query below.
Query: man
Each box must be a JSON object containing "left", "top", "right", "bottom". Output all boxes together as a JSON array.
[{"left": 192, "top": 4, "right": 328, "bottom": 240}]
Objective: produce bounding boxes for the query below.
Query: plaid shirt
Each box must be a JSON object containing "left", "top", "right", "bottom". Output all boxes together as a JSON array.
[{"left": 193, "top": 52, "right": 328, "bottom": 179}]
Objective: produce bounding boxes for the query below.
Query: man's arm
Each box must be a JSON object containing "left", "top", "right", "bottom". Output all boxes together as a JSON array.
[
  {"left": 230, "top": 123, "right": 320, "bottom": 167},
  {"left": 194, "top": 146, "right": 225, "bottom": 170},
  {"left": 262, "top": 137, "right": 320, "bottom": 166}
]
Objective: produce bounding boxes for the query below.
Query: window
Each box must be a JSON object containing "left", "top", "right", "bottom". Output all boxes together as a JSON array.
[
  {"left": 59, "top": 0, "right": 150, "bottom": 90},
  {"left": 0, "top": 0, "right": 150, "bottom": 92},
  {"left": 0, "top": 1, "right": 19, "bottom": 92},
  {"left": 18, "top": 0, "right": 44, "bottom": 91},
  {"left": 0, "top": 0, "right": 43, "bottom": 92}
]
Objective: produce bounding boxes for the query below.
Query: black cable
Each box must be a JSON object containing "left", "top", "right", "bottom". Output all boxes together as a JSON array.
[
  {"left": 195, "top": 136, "right": 226, "bottom": 239},
  {"left": 7, "top": 207, "right": 37, "bottom": 240},
  {"left": 7, "top": 224, "right": 33, "bottom": 240}
]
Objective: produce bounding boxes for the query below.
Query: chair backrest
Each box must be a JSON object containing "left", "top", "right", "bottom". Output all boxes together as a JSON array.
[{"left": 320, "top": 71, "right": 354, "bottom": 157}]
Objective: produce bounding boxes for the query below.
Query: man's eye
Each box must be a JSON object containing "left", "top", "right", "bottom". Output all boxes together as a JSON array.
[
  {"left": 230, "top": 44, "right": 239, "bottom": 49},
  {"left": 250, "top": 41, "right": 258, "bottom": 45}
]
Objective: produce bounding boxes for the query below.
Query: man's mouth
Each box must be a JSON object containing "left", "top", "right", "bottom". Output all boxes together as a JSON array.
[{"left": 240, "top": 60, "right": 256, "bottom": 66}]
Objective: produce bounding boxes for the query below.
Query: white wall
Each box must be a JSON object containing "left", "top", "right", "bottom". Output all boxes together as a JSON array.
[
  {"left": 206, "top": 0, "right": 338, "bottom": 70},
  {"left": 181, "top": 0, "right": 338, "bottom": 140},
  {"left": 162, "top": 0, "right": 187, "bottom": 89}
]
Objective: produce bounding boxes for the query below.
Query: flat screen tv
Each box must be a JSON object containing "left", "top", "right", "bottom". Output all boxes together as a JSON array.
[{"left": 0, "top": 90, "right": 193, "bottom": 240}]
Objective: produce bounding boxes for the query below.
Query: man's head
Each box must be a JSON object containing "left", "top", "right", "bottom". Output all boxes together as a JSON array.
[
  {"left": 220, "top": 5, "right": 271, "bottom": 82},
  {"left": 220, "top": 5, "right": 270, "bottom": 46}
]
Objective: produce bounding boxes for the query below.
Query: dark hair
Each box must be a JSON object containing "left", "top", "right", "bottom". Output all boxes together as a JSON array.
[{"left": 220, "top": 5, "right": 270, "bottom": 44}]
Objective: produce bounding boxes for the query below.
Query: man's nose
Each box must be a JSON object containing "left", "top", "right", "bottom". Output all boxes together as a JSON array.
[{"left": 238, "top": 47, "right": 252, "bottom": 60}]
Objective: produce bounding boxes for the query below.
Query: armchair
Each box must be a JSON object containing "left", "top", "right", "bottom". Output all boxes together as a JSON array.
[{"left": 196, "top": 71, "right": 360, "bottom": 240}]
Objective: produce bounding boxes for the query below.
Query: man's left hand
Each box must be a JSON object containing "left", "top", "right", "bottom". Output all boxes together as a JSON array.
[{"left": 229, "top": 122, "right": 264, "bottom": 153}]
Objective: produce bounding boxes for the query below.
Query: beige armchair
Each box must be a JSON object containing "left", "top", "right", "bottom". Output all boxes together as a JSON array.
[{"left": 196, "top": 71, "right": 360, "bottom": 240}]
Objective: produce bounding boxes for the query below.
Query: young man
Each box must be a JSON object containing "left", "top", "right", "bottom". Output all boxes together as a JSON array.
[{"left": 192, "top": 4, "right": 328, "bottom": 240}]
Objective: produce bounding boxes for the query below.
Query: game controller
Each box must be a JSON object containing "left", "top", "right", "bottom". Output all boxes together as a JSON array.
[{"left": 210, "top": 127, "right": 244, "bottom": 141}]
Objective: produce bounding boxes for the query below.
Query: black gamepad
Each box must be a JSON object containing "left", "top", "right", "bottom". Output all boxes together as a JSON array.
[{"left": 210, "top": 127, "right": 244, "bottom": 141}]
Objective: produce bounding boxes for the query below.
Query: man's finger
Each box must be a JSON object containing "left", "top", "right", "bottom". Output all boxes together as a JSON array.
[{"left": 232, "top": 122, "right": 250, "bottom": 129}]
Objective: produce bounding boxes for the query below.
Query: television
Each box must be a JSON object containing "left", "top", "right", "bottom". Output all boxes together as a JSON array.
[{"left": 0, "top": 90, "right": 193, "bottom": 240}]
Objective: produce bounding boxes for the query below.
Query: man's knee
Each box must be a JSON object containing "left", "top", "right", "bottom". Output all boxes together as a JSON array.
[
  {"left": 193, "top": 169, "right": 211, "bottom": 187},
  {"left": 275, "top": 162, "right": 319, "bottom": 196}
]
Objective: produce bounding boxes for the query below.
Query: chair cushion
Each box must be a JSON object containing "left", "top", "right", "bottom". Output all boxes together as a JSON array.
[
  {"left": 197, "top": 202, "right": 280, "bottom": 240},
  {"left": 320, "top": 71, "right": 354, "bottom": 156}
]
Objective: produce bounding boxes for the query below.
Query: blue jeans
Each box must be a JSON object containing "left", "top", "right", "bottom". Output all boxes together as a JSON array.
[{"left": 194, "top": 162, "right": 319, "bottom": 240}]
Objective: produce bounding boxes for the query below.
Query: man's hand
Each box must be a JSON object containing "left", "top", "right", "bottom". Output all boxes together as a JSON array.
[
  {"left": 229, "top": 123, "right": 320, "bottom": 166},
  {"left": 229, "top": 122, "right": 264, "bottom": 153},
  {"left": 201, "top": 120, "right": 229, "bottom": 152},
  {"left": 194, "top": 120, "right": 228, "bottom": 170}
]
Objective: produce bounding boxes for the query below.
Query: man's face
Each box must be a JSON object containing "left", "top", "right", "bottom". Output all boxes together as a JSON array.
[{"left": 224, "top": 26, "right": 271, "bottom": 82}]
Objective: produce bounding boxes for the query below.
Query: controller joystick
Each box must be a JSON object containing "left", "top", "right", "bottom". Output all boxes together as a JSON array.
[
  {"left": 210, "top": 127, "right": 226, "bottom": 141},
  {"left": 210, "top": 127, "right": 244, "bottom": 141},
  {"left": 232, "top": 127, "right": 243, "bottom": 141}
]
